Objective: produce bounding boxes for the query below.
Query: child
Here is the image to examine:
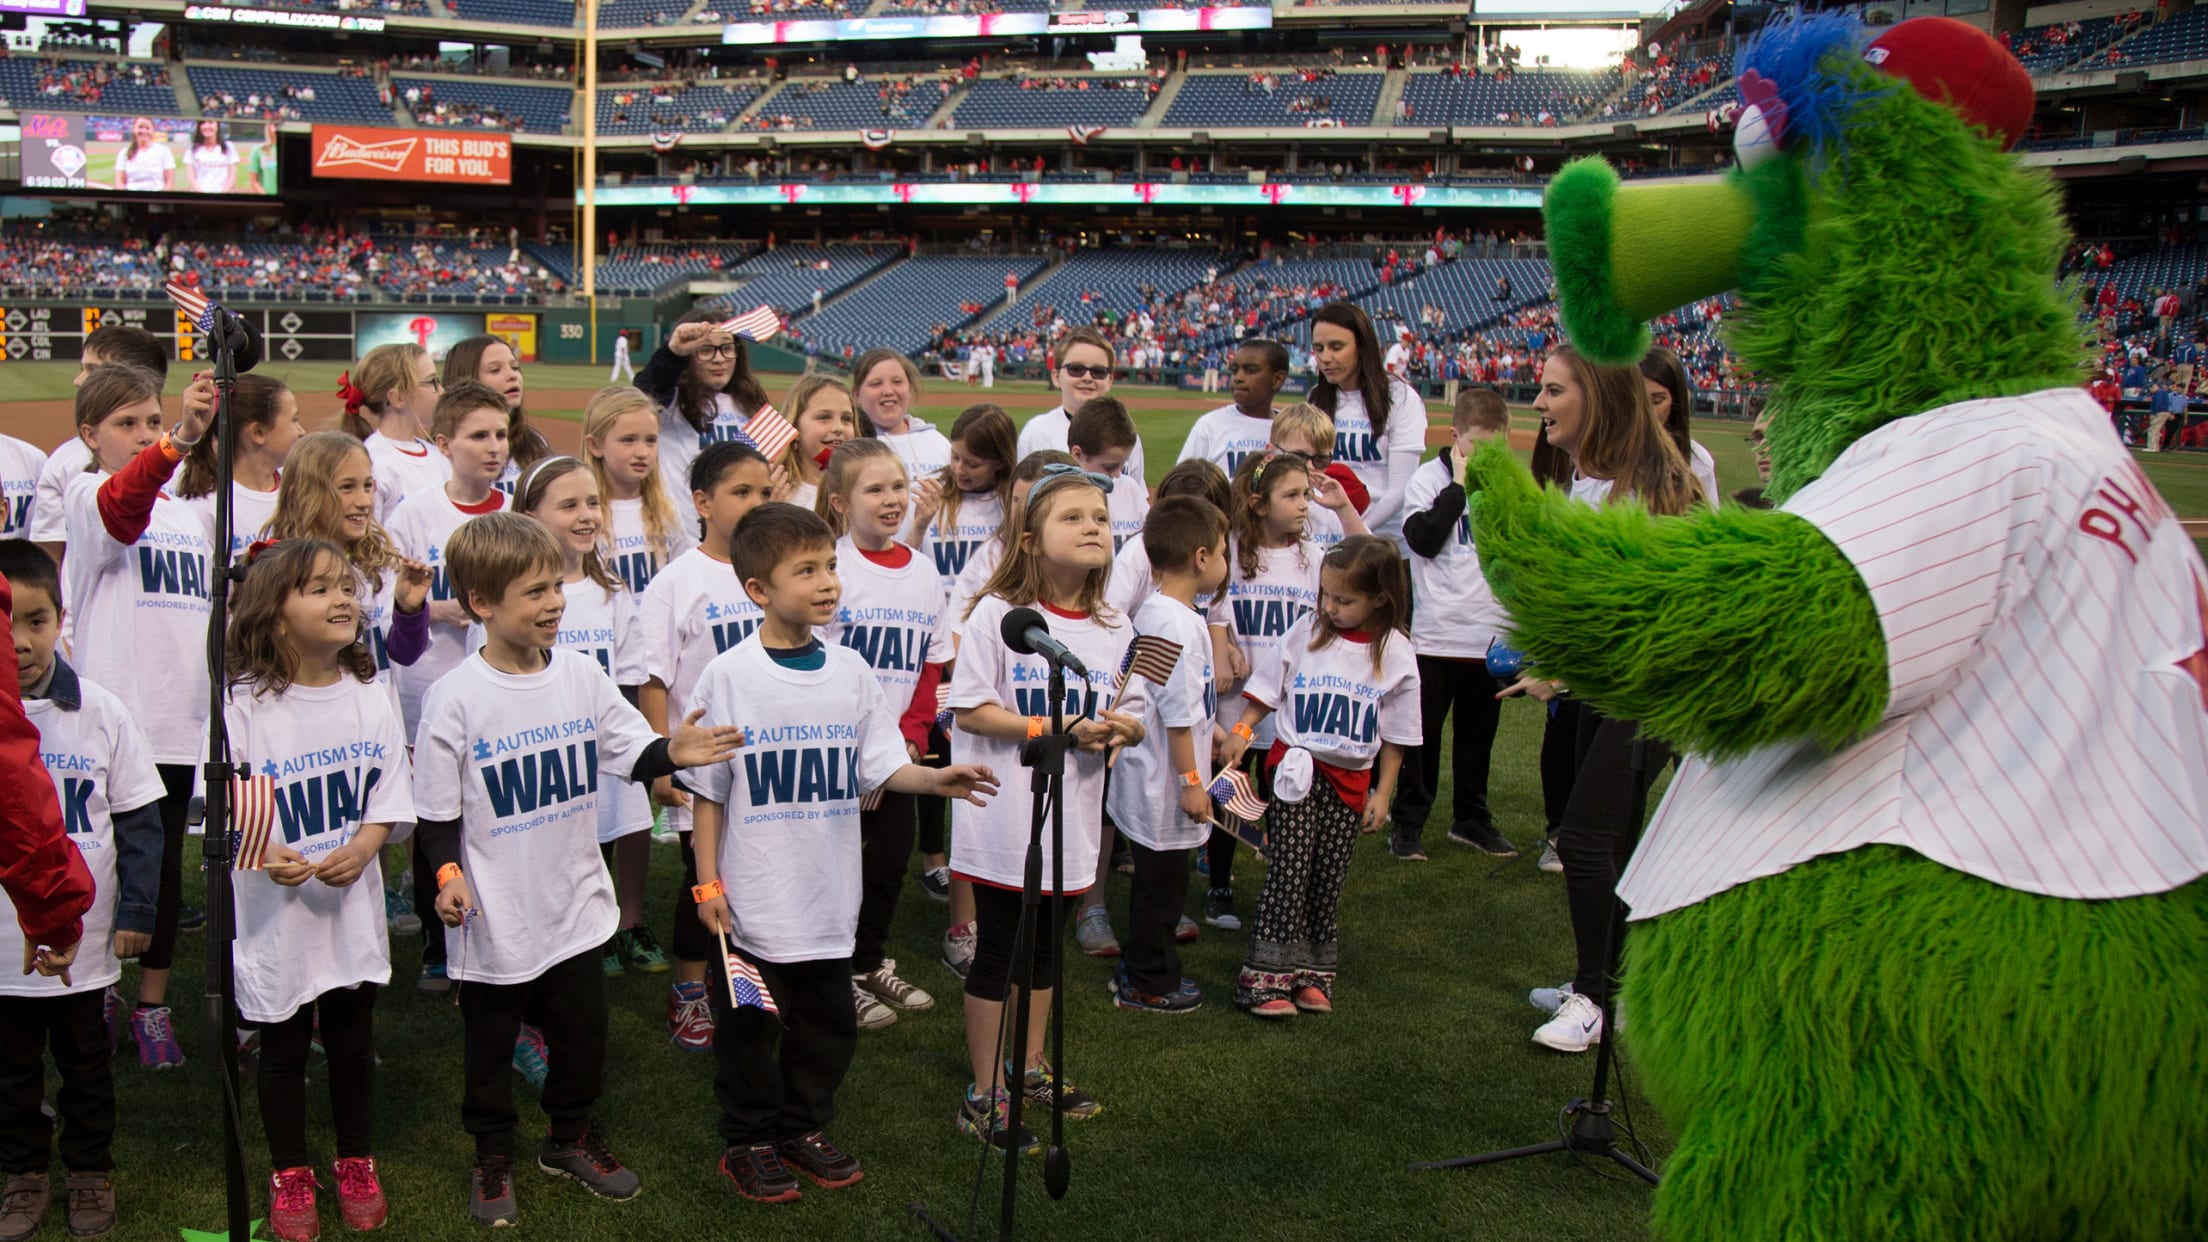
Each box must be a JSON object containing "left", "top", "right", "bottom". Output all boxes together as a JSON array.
[
  {"left": 583, "top": 386, "right": 695, "bottom": 598},
  {"left": 636, "top": 310, "right": 773, "bottom": 490},
  {"left": 0, "top": 541, "right": 161, "bottom": 1240},
  {"left": 1105, "top": 459, "right": 1232, "bottom": 617},
  {"left": 639, "top": 442, "right": 778, "bottom": 1048},
  {"left": 853, "top": 349, "right": 953, "bottom": 480},
  {"left": 773, "top": 376, "right": 857, "bottom": 511},
  {"left": 1066, "top": 397, "right": 1149, "bottom": 555},
  {"left": 175, "top": 374, "right": 304, "bottom": 563},
  {"left": 443, "top": 335, "right": 550, "bottom": 492},
  {"left": 687, "top": 504, "right": 996, "bottom": 1204},
  {"left": 386, "top": 381, "right": 511, "bottom": 739},
  {"left": 61, "top": 363, "right": 216, "bottom": 1071},
  {"left": 498, "top": 458, "right": 658, "bottom": 978},
  {"left": 913, "top": 403, "right": 1014, "bottom": 587},
  {"left": 949, "top": 464, "right": 1141, "bottom": 1152},
  {"left": 32, "top": 324, "right": 168, "bottom": 562},
  {"left": 1015, "top": 328, "right": 1146, "bottom": 490},
  {"left": 341, "top": 343, "right": 452, "bottom": 522},
  {"left": 221, "top": 539, "right": 414, "bottom": 1241},
  {"left": 417, "top": 514, "right": 741, "bottom": 1228},
  {"left": 1220, "top": 536, "right": 1420, "bottom": 1016},
  {"left": 1272, "top": 403, "right": 1369, "bottom": 551},
  {"left": 1104, "top": 498, "right": 1228, "bottom": 1013},
  {"left": 1176, "top": 338, "right": 1290, "bottom": 474},
  {"left": 814, "top": 441, "right": 954, "bottom": 1030},
  {"left": 1201, "top": 449, "right": 1323, "bottom": 933},
  {"left": 0, "top": 433, "right": 44, "bottom": 540},
  {"left": 1391, "top": 389, "right": 1514, "bottom": 861}
]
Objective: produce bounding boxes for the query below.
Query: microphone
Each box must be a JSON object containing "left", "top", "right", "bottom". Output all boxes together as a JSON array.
[
  {"left": 1000, "top": 606, "right": 1089, "bottom": 678},
  {"left": 208, "top": 307, "right": 263, "bottom": 373}
]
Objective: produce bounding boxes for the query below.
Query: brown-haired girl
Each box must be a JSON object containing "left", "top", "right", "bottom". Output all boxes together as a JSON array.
[
  {"left": 174, "top": 373, "right": 303, "bottom": 564},
  {"left": 919, "top": 403, "right": 1017, "bottom": 593},
  {"left": 1308, "top": 301, "right": 1429, "bottom": 544},
  {"left": 636, "top": 309, "right": 773, "bottom": 490},
  {"left": 344, "top": 343, "right": 451, "bottom": 520},
  {"left": 1218, "top": 534, "right": 1420, "bottom": 1018},
  {"left": 443, "top": 335, "right": 550, "bottom": 491},
  {"left": 223, "top": 538, "right": 412, "bottom": 1240}
]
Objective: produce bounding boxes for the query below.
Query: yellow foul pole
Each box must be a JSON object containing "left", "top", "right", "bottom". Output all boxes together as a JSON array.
[{"left": 582, "top": 0, "right": 599, "bottom": 365}]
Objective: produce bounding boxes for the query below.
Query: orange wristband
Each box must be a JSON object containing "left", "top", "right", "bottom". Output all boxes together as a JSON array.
[
  {"left": 157, "top": 432, "right": 189, "bottom": 463},
  {"left": 1231, "top": 722, "right": 1254, "bottom": 741},
  {"left": 1180, "top": 770, "right": 1203, "bottom": 788},
  {"left": 435, "top": 863, "right": 464, "bottom": 891},
  {"left": 1026, "top": 716, "right": 1046, "bottom": 739},
  {"left": 692, "top": 878, "right": 725, "bottom": 904}
]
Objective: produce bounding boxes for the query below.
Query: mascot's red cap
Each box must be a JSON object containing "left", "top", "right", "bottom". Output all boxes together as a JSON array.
[{"left": 1864, "top": 17, "right": 2036, "bottom": 151}]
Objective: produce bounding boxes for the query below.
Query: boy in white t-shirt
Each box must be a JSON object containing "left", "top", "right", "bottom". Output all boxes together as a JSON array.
[
  {"left": 416, "top": 515, "right": 742, "bottom": 1228},
  {"left": 686, "top": 504, "right": 996, "bottom": 1204},
  {"left": 0, "top": 435, "right": 46, "bottom": 539},
  {"left": 0, "top": 543, "right": 163, "bottom": 1238},
  {"left": 1176, "top": 339, "right": 1290, "bottom": 477},
  {"left": 33, "top": 325, "right": 170, "bottom": 561},
  {"left": 1067, "top": 397, "right": 1150, "bottom": 556}
]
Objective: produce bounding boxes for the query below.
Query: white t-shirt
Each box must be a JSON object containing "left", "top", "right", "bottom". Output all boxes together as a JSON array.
[
  {"left": 947, "top": 537, "right": 1004, "bottom": 637},
  {"left": 1104, "top": 593, "right": 1217, "bottom": 852},
  {"left": 1176, "top": 404, "right": 1276, "bottom": 477},
  {"left": 31, "top": 438, "right": 95, "bottom": 544},
  {"left": 606, "top": 495, "right": 695, "bottom": 597},
  {"left": 639, "top": 547, "right": 762, "bottom": 835},
  {"left": 684, "top": 638, "right": 910, "bottom": 962},
  {"left": 185, "top": 142, "right": 240, "bottom": 194},
  {"left": 117, "top": 140, "right": 176, "bottom": 191},
  {"left": 1618, "top": 390, "right": 2208, "bottom": 920},
  {"left": 658, "top": 393, "right": 750, "bottom": 494},
  {"left": 818, "top": 539, "right": 952, "bottom": 713},
  {"left": 1404, "top": 456, "right": 1507, "bottom": 659},
  {"left": 364, "top": 433, "right": 452, "bottom": 524},
  {"left": 1245, "top": 612, "right": 1422, "bottom": 774},
  {"left": 63, "top": 471, "right": 213, "bottom": 763},
  {"left": 465, "top": 576, "right": 651, "bottom": 844},
  {"left": 0, "top": 434, "right": 47, "bottom": 538},
  {"left": 224, "top": 678, "right": 415, "bottom": 1023},
  {"left": 925, "top": 491, "right": 1005, "bottom": 600},
  {"left": 412, "top": 650, "right": 662, "bottom": 984},
  {"left": 1306, "top": 503, "right": 1349, "bottom": 551},
  {"left": 1687, "top": 439, "right": 1721, "bottom": 509},
  {"left": 1206, "top": 535, "right": 1322, "bottom": 748},
  {"left": 0, "top": 679, "right": 165, "bottom": 997},
  {"left": 1105, "top": 466, "right": 1150, "bottom": 556},
  {"left": 1104, "top": 537, "right": 1218, "bottom": 618},
  {"left": 873, "top": 419, "right": 953, "bottom": 485},
  {"left": 948, "top": 595, "right": 1128, "bottom": 893},
  {"left": 183, "top": 481, "right": 280, "bottom": 566},
  {"left": 1324, "top": 377, "right": 1428, "bottom": 543},
  {"left": 1016, "top": 405, "right": 1148, "bottom": 490},
  {"left": 1384, "top": 341, "right": 1410, "bottom": 378},
  {"left": 385, "top": 487, "right": 506, "bottom": 738}
]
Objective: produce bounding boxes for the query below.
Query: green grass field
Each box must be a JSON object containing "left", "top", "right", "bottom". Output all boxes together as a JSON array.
[{"left": 5, "top": 361, "right": 2205, "bottom": 1239}]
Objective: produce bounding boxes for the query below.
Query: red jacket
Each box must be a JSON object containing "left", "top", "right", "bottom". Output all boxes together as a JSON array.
[{"left": 0, "top": 574, "right": 95, "bottom": 952}]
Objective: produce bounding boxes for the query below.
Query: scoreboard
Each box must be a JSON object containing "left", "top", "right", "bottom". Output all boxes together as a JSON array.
[{"left": 0, "top": 303, "right": 357, "bottom": 364}]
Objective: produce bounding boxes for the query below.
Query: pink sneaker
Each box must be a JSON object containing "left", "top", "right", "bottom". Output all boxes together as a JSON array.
[
  {"left": 332, "top": 1157, "right": 387, "bottom": 1232},
  {"left": 129, "top": 1005, "right": 185, "bottom": 1070},
  {"left": 267, "top": 1166, "right": 319, "bottom": 1242},
  {"left": 668, "top": 981, "right": 714, "bottom": 1051}
]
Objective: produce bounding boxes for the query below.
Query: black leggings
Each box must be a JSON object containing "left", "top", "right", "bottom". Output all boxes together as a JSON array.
[
  {"left": 140, "top": 764, "right": 195, "bottom": 974},
  {"left": 674, "top": 832, "right": 713, "bottom": 963},
  {"left": 1540, "top": 698, "right": 1587, "bottom": 836},
  {"left": 852, "top": 791, "right": 916, "bottom": 975},
  {"left": 412, "top": 835, "right": 445, "bottom": 967},
  {"left": 915, "top": 725, "right": 950, "bottom": 858},
  {"left": 963, "top": 882, "right": 1073, "bottom": 1004},
  {"left": 1556, "top": 708, "right": 1671, "bottom": 1005},
  {"left": 254, "top": 984, "right": 378, "bottom": 1170}
]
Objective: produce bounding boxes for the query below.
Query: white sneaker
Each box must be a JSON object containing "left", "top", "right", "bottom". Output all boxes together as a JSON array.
[
  {"left": 1537, "top": 839, "right": 1564, "bottom": 874},
  {"left": 1528, "top": 981, "right": 1575, "bottom": 1014},
  {"left": 941, "top": 921, "right": 976, "bottom": 979},
  {"left": 852, "top": 980, "right": 899, "bottom": 1031},
  {"left": 1531, "top": 993, "right": 1603, "bottom": 1053},
  {"left": 1073, "top": 905, "right": 1120, "bottom": 958},
  {"left": 856, "top": 959, "right": 935, "bottom": 1011}
]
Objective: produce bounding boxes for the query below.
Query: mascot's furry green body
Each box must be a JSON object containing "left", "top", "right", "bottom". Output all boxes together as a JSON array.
[{"left": 1468, "top": 15, "right": 2208, "bottom": 1239}]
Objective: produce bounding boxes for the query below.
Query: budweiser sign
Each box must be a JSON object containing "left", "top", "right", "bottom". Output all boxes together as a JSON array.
[{"left": 309, "top": 124, "right": 511, "bottom": 185}]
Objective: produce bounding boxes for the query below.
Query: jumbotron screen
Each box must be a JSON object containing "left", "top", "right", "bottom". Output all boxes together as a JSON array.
[
  {"left": 0, "top": 0, "right": 88, "bottom": 15},
  {"left": 20, "top": 113, "right": 281, "bottom": 196}
]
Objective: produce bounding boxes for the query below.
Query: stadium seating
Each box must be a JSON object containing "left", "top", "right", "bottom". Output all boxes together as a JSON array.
[
  {"left": 597, "top": 0, "right": 696, "bottom": 26},
  {"left": 396, "top": 77, "right": 573, "bottom": 133},
  {"left": 190, "top": 66, "right": 392, "bottom": 124},
  {"left": 2085, "top": 10, "right": 2208, "bottom": 66},
  {"left": 952, "top": 78, "right": 1156, "bottom": 127},
  {"left": 687, "top": 243, "right": 903, "bottom": 313},
  {"left": 1613, "top": 55, "right": 1719, "bottom": 115},
  {"left": 0, "top": 58, "right": 179, "bottom": 114},
  {"left": 1181, "top": 257, "right": 1396, "bottom": 350},
  {"left": 1395, "top": 69, "right": 1613, "bottom": 126},
  {"left": 2090, "top": 242, "right": 2207, "bottom": 337},
  {"left": 989, "top": 248, "right": 1226, "bottom": 333},
  {"left": 880, "top": 0, "right": 1045, "bottom": 11},
  {"left": 793, "top": 254, "right": 1049, "bottom": 356},
  {"left": 446, "top": 0, "right": 578, "bottom": 26},
  {"left": 758, "top": 78, "right": 947, "bottom": 129},
  {"left": 526, "top": 242, "right": 756, "bottom": 295},
  {"left": 1354, "top": 257, "right": 1554, "bottom": 343},
  {"left": 2007, "top": 17, "right": 2119, "bottom": 74},
  {"left": 595, "top": 83, "right": 758, "bottom": 134},
  {"left": 1164, "top": 71, "right": 1386, "bottom": 127}
]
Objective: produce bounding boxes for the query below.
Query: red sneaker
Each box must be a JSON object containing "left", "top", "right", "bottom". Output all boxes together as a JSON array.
[
  {"left": 268, "top": 1166, "right": 320, "bottom": 1242},
  {"left": 1293, "top": 985, "right": 1333, "bottom": 1014},
  {"left": 332, "top": 1157, "right": 387, "bottom": 1231},
  {"left": 668, "top": 981, "right": 715, "bottom": 1051},
  {"left": 1248, "top": 997, "right": 1297, "bottom": 1019}
]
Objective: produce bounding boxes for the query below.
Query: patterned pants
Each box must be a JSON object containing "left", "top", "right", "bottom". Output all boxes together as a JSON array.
[{"left": 1236, "top": 779, "right": 1360, "bottom": 1007}]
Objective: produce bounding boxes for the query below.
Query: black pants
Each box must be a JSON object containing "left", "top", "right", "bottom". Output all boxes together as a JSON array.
[
  {"left": 1204, "top": 753, "right": 1271, "bottom": 893},
  {"left": 141, "top": 763, "right": 194, "bottom": 974},
  {"left": 964, "top": 882, "right": 1071, "bottom": 1004},
  {"left": 1123, "top": 840, "right": 1191, "bottom": 996},
  {"left": 674, "top": 833, "right": 713, "bottom": 963},
  {"left": 1556, "top": 709, "right": 1671, "bottom": 1005},
  {"left": 412, "top": 836, "right": 445, "bottom": 967},
  {"left": 1540, "top": 698, "right": 1587, "bottom": 836},
  {"left": 706, "top": 952, "right": 857, "bottom": 1147},
  {"left": 0, "top": 991, "right": 113, "bottom": 1173},
  {"left": 254, "top": 984, "right": 377, "bottom": 1170},
  {"left": 457, "top": 948, "right": 607, "bottom": 1158},
  {"left": 1392, "top": 655, "right": 1503, "bottom": 832},
  {"left": 852, "top": 791, "right": 916, "bottom": 975},
  {"left": 916, "top": 726, "right": 950, "bottom": 857}
]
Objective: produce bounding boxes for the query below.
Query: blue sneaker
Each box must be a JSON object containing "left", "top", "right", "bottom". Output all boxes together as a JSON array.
[
  {"left": 385, "top": 879, "right": 420, "bottom": 937},
  {"left": 512, "top": 1023, "right": 549, "bottom": 1091},
  {"left": 1113, "top": 978, "right": 1203, "bottom": 1014}
]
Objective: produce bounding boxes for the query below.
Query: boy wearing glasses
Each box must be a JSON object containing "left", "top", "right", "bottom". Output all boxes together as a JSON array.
[
  {"left": 1269, "top": 404, "right": 1369, "bottom": 552},
  {"left": 1015, "top": 329, "right": 1146, "bottom": 492}
]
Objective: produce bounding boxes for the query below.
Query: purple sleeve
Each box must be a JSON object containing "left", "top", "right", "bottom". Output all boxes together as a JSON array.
[{"left": 385, "top": 600, "right": 431, "bottom": 667}]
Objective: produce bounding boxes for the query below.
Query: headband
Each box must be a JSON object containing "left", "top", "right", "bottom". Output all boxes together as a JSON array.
[
  {"left": 1025, "top": 461, "right": 1115, "bottom": 509},
  {"left": 515, "top": 454, "right": 584, "bottom": 500}
]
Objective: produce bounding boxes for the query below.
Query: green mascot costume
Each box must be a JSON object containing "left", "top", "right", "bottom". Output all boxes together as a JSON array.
[{"left": 1467, "top": 14, "right": 2208, "bottom": 1239}]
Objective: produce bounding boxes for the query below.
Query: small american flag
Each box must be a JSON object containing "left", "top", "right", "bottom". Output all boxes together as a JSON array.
[
  {"left": 1209, "top": 768, "right": 1268, "bottom": 823},
  {"left": 721, "top": 932, "right": 780, "bottom": 1018},
  {"left": 1108, "top": 634, "right": 1183, "bottom": 712},
  {"left": 737, "top": 403, "right": 798, "bottom": 465},
  {"left": 933, "top": 680, "right": 953, "bottom": 732},
  {"left": 717, "top": 303, "right": 782, "bottom": 343},
  {"left": 165, "top": 277, "right": 215, "bottom": 334},
  {"left": 230, "top": 772, "right": 276, "bottom": 871}
]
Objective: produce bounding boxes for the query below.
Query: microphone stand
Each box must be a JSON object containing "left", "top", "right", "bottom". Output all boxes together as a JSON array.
[{"left": 197, "top": 308, "right": 255, "bottom": 1240}]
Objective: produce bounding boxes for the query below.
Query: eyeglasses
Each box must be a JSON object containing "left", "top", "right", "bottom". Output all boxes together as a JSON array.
[
  {"left": 1301, "top": 451, "right": 1334, "bottom": 470},
  {"left": 425, "top": 376, "right": 445, "bottom": 391},
  {"left": 696, "top": 344, "right": 738, "bottom": 360},
  {"left": 1060, "top": 363, "right": 1112, "bottom": 380}
]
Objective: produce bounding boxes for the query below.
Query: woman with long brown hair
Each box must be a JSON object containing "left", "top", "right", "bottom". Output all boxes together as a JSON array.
[
  {"left": 1307, "top": 301, "right": 1428, "bottom": 545},
  {"left": 1638, "top": 345, "right": 1721, "bottom": 508}
]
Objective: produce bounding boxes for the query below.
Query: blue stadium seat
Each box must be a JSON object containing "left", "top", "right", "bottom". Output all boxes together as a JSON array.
[
  {"left": 190, "top": 66, "right": 392, "bottom": 123},
  {"left": 446, "top": 0, "right": 577, "bottom": 26},
  {"left": 753, "top": 77, "right": 947, "bottom": 129},
  {"left": 598, "top": 0, "right": 694, "bottom": 26},
  {"left": 0, "top": 58, "right": 179, "bottom": 114},
  {"left": 952, "top": 78, "right": 1156, "bottom": 128},
  {"left": 990, "top": 249, "right": 1225, "bottom": 336},
  {"left": 2006, "top": 17, "right": 2118, "bottom": 74},
  {"left": 793, "top": 254, "right": 1049, "bottom": 356},
  {"left": 1164, "top": 71, "right": 1386, "bottom": 127},
  {"left": 692, "top": 243, "right": 903, "bottom": 316},
  {"left": 1396, "top": 69, "right": 1613, "bottom": 126},
  {"left": 526, "top": 242, "right": 757, "bottom": 295},
  {"left": 2082, "top": 12, "right": 2206, "bottom": 68},
  {"left": 595, "top": 83, "right": 758, "bottom": 134},
  {"left": 396, "top": 77, "right": 573, "bottom": 133}
]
